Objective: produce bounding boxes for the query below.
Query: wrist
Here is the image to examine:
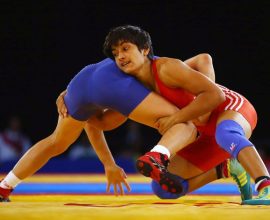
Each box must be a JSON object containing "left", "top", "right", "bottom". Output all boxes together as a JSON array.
[{"left": 103, "top": 159, "right": 116, "bottom": 168}]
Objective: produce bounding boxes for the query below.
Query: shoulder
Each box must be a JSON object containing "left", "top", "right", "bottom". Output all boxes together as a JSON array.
[
  {"left": 155, "top": 57, "right": 185, "bottom": 78},
  {"left": 156, "top": 57, "right": 183, "bottom": 71}
]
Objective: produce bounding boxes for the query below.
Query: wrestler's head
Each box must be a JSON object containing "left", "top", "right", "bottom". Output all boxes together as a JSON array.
[
  {"left": 103, "top": 25, "right": 154, "bottom": 60},
  {"left": 103, "top": 25, "right": 154, "bottom": 75}
]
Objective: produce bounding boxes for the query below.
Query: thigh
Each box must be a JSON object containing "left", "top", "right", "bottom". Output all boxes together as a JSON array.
[
  {"left": 128, "top": 92, "right": 179, "bottom": 128},
  {"left": 168, "top": 155, "right": 204, "bottom": 179},
  {"left": 52, "top": 116, "right": 85, "bottom": 146},
  {"left": 217, "top": 110, "right": 252, "bottom": 138}
]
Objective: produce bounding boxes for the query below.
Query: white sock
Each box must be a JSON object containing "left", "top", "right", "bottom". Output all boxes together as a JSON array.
[
  {"left": 0, "top": 171, "right": 22, "bottom": 189},
  {"left": 150, "top": 145, "right": 171, "bottom": 158}
]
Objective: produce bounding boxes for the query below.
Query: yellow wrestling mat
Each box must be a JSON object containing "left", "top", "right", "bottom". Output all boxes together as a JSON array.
[{"left": 0, "top": 174, "right": 269, "bottom": 220}]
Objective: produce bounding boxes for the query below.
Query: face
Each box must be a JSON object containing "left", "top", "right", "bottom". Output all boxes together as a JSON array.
[{"left": 111, "top": 41, "right": 149, "bottom": 75}]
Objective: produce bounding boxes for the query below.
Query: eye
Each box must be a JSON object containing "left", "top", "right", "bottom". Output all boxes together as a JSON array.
[
  {"left": 112, "top": 52, "right": 118, "bottom": 58},
  {"left": 123, "top": 46, "right": 129, "bottom": 51}
]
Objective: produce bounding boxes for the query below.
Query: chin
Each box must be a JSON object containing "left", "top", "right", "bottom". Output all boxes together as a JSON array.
[{"left": 121, "top": 68, "right": 134, "bottom": 75}]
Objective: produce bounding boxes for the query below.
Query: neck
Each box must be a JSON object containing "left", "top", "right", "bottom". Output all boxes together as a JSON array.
[{"left": 134, "top": 58, "right": 155, "bottom": 90}]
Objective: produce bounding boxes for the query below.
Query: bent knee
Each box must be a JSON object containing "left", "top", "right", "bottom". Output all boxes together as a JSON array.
[
  {"left": 198, "top": 53, "right": 213, "bottom": 64},
  {"left": 215, "top": 120, "right": 254, "bottom": 158}
]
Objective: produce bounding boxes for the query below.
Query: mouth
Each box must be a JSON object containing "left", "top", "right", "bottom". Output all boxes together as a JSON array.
[{"left": 120, "top": 61, "right": 130, "bottom": 67}]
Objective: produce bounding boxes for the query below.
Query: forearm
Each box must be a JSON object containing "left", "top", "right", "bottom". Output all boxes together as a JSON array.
[
  {"left": 171, "top": 89, "right": 225, "bottom": 124},
  {"left": 84, "top": 124, "right": 115, "bottom": 167}
]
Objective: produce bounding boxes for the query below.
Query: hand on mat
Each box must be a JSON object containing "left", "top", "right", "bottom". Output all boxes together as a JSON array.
[
  {"left": 56, "top": 90, "right": 68, "bottom": 118},
  {"left": 105, "top": 164, "right": 131, "bottom": 196}
]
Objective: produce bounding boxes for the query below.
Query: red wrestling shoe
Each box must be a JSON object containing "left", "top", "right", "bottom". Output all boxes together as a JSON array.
[
  {"left": 136, "top": 152, "right": 183, "bottom": 194},
  {"left": 0, "top": 181, "right": 13, "bottom": 202}
]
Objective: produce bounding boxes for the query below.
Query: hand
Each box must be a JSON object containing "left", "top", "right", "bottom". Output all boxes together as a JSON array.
[
  {"left": 155, "top": 115, "right": 177, "bottom": 135},
  {"left": 104, "top": 164, "right": 131, "bottom": 196},
  {"left": 56, "top": 90, "right": 68, "bottom": 118}
]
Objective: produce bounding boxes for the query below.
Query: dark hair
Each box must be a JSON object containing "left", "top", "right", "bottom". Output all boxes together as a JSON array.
[{"left": 103, "top": 25, "right": 154, "bottom": 60}]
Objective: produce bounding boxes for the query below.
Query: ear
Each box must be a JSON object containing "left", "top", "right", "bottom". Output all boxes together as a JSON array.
[{"left": 143, "top": 48, "right": 150, "bottom": 56}]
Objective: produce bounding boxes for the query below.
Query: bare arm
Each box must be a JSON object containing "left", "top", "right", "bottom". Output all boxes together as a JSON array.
[
  {"left": 85, "top": 111, "right": 130, "bottom": 195},
  {"left": 84, "top": 120, "right": 131, "bottom": 195},
  {"left": 156, "top": 58, "right": 225, "bottom": 133},
  {"left": 184, "top": 53, "right": 215, "bottom": 82},
  {"left": 56, "top": 91, "right": 130, "bottom": 195},
  {"left": 86, "top": 111, "right": 130, "bottom": 195}
]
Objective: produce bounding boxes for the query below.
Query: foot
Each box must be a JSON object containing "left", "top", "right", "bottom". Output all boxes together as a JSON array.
[
  {"left": 136, "top": 151, "right": 183, "bottom": 193},
  {"left": 242, "top": 185, "right": 270, "bottom": 205},
  {"left": 0, "top": 186, "right": 12, "bottom": 202},
  {"left": 225, "top": 158, "right": 252, "bottom": 201}
]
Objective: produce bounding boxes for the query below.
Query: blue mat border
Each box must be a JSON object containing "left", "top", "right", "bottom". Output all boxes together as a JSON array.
[{"left": 13, "top": 183, "right": 256, "bottom": 195}]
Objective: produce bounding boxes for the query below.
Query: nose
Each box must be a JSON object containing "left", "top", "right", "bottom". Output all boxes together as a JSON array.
[{"left": 118, "top": 51, "right": 125, "bottom": 60}]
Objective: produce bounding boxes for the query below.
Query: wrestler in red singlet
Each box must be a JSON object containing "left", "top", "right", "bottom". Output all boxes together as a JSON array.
[{"left": 152, "top": 59, "right": 257, "bottom": 171}]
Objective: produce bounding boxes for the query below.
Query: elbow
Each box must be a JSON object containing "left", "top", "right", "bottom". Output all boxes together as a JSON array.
[{"left": 215, "top": 89, "right": 226, "bottom": 105}]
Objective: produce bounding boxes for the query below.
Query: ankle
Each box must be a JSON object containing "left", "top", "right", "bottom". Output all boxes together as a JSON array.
[
  {"left": 150, "top": 145, "right": 171, "bottom": 158},
  {"left": 255, "top": 177, "right": 270, "bottom": 192},
  {"left": 0, "top": 180, "right": 13, "bottom": 190},
  {"left": 0, "top": 171, "right": 22, "bottom": 189}
]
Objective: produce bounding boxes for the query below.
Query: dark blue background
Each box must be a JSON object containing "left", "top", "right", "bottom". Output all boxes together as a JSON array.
[{"left": 1, "top": 1, "right": 270, "bottom": 156}]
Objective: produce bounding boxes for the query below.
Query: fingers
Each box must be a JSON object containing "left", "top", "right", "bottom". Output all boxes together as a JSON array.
[
  {"left": 56, "top": 95, "right": 68, "bottom": 118},
  {"left": 118, "top": 183, "right": 124, "bottom": 195},
  {"left": 106, "top": 183, "right": 111, "bottom": 193},
  {"left": 61, "top": 105, "right": 68, "bottom": 118},
  {"left": 113, "top": 184, "right": 118, "bottom": 196},
  {"left": 107, "top": 182, "right": 131, "bottom": 196},
  {"left": 123, "top": 179, "right": 131, "bottom": 192}
]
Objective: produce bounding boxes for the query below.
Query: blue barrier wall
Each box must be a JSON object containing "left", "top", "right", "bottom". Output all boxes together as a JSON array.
[{"left": 0, "top": 156, "right": 138, "bottom": 174}]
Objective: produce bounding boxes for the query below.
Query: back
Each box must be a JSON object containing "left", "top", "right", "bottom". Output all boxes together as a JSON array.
[{"left": 65, "top": 58, "right": 150, "bottom": 120}]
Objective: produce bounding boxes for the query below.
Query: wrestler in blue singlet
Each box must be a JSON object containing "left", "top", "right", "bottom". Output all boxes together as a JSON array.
[{"left": 64, "top": 58, "right": 151, "bottom": 121}]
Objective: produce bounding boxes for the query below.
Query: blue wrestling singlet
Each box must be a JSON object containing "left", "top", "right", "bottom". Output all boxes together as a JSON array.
[{"left": 64, "top": 58, "right": 151, "bottom": 121}]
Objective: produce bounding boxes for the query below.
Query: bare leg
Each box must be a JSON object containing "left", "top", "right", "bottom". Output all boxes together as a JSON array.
[
  {"left": 129, "top": 92, "right": 197, "bottom": 155},
  {"left": 187, "top": 168, "right": 217, "bottom": 193},
  {"left": 157, "top": 122, "right": 197, "bottom": 155},
  {"left": 129, "top": 92, "right": 179, "bottom": 129},
  {"left": 12, "top": 116, "right": 85, "bottom": 179},
  {"left": 168, "top": 154, "right": 222, "bottom": 193},
  {"left": 238, "top": 147, "right": 270, "bottom": 180},
  {"left": 168, "top": 155, "right": 204, "bottom": 179}
]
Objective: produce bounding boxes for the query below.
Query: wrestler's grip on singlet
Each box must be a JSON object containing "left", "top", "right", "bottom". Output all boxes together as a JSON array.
[{"left": 56, "top": 90, "right": 68, "bottom": 118}]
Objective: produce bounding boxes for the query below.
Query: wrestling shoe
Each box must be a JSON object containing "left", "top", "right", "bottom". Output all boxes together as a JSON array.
[
  {"left": 0, "top": 184, "right": 13, "bottom": 202},
  {"left": 242, "top": 181, "right": 270, "bottom": 205},
  {"left": 242, "top": 180, "right": 270, "bottom": 205},
  {"left": 136, "top": 152, "right": 183, "bottom": 194},
  {"left": 225, "top": 158, "right": 252, "bottom": 201}
]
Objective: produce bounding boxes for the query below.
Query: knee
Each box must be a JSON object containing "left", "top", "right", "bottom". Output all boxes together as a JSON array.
[
  {"left": 45, "top": 134, "right": 70, "bottom": 156},
  {"left": 215, "top": 120, "right": 254, "bottom": 158},
  {"left": 197, "top": 53, "right": 213, "bottom": 65}
]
